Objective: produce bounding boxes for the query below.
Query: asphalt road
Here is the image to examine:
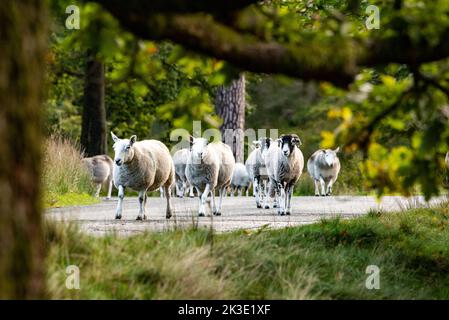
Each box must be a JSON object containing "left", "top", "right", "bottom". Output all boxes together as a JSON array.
[{"left": 45, "top": 195, "right": 446, "bottom": 236}]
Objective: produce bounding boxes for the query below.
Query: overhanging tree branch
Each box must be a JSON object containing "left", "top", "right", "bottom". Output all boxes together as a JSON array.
[{"left": 89, "top": 1, "right": 449, "bottom": 86}]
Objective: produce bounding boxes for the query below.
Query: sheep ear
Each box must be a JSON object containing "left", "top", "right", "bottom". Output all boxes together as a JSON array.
[
  {"left": 292, "top": 135, "right": 302, "bottom": 147},
  {"left": 277, "top": 138, "right": 282, "bottom": 147},
  {"left": 111, "top": 132, "right": 120, "bottom": 143},
  {"left": 129, "top": 135, "right": 137, "bottom": 145},
  {"left": 334, "top": 146, "right": 340, "bottom": 153}
]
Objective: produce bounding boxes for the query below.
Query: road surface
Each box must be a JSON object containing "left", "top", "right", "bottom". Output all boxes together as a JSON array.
[{"left": 46, "top": 195, "right": 446, "bottom": 236}]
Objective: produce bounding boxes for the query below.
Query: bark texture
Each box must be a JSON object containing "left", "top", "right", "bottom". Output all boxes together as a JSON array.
[
  {"left": 81, "top": 54, "right": 107, "bottom": 157},
  {"left": 215, "top": 74, "right": 246, "bottom": 163},
  {"left": 0, "top": 0, "right": 47, "bottom": 298}
]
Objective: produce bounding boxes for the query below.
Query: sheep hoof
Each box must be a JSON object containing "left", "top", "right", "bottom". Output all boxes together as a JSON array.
[
  {"left": 315, "top": 194, "right": 320, "bottom": 197},
  {"left": 166, "top": 213, "right": 172, "bottom": 219},
  {"left": 273, "top": 204, "right": 278, "bottom": 208},
  {"left": 320, "top": 194, "right": 325, "bottom": 197},
  {"left": 257, "top": 204, "right": 262, "bottom": 208},
  {"left": 264, "top": 205, "right": 270, "bottom": 209},
  {"left": 213, "top": 211, "right": 221, "bottom": 216},
  {"left": 286, "top": 211, "right": 291, "bottom": 216},
  {"left": 278, "top": 212, "right": 285, "bottom": 216},
  {"left": 115, "top": 214, "right": 122, "bottom": 220},
  {"left": 198, "top": 212, "right": 205, "bottom": 217},
  {"left": 136, "top": 215, "right": 146, "bottom": 221}
]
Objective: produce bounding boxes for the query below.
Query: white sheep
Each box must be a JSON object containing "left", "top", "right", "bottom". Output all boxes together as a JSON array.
[
  {"left": 230, "top": 163, "right": 251, "bottom": 196},
  {"left": 245, "top": 138, "right": 272, "bottom": 208},
  {"left": 81, "top": 155, "right": 114, "bottom": 199},
  {"left": 265, "top": 134, "right": 304, "bottom": 215},
  {"left": 111, "top": 132, "right": 175, "bottom": 220},
  {"left": 307, "top": 147, "right": 340, "bottom": 196},
  {"left": 185, "top": 137, "right": 235, "bottom": 216},
  {"left": 173, "top": 148, "right": 194, "bottom": 198}
]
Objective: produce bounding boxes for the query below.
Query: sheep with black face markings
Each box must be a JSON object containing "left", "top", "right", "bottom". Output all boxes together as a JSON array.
[
  {"left": 265, "top": 134, "right": 304, "bottom": 215},
  {"left": 186, "top": 137, "right": 235, "bottom": 216},
  {"left": 307, "top": 147, "right": 340, "bottom": 196},
  {"left": 245, "top": 138, "right": 272, "bottom": 208},
  {"left": 81, "top": 154, "right": 114, "bottom": 199},
  {"left": 111, "top": 132, "right": 175, "bottom": 220}
]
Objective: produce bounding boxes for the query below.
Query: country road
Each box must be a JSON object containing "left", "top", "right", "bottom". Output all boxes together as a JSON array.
[{"left": 46, "top": 195, "right": 446, "bottom": 236}]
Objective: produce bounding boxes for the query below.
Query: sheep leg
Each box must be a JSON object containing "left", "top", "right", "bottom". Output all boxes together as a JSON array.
[
  {"left": 238, "top": 186, "right": 242, "bottom": 197},
  {"left": 269, "top": 179, "right": 278, "bottom": 208},
  {"left": 164, "top": 185, "right": 173, "bottom": 219},
  {"left": 115, "top": 185, "right": 125, "bottom": 219},
  {"left": 286, "top": 184, "right": 293, "bottom": 215},
  {"left": 189, "top": 185, "right": 195, "bottom": 198},
  {"left": 254, "top": 177, "right": 262, "bottom": 208},
  {"left": 136, "top": 190, "right": 147, "bottom": 220},
  {"left": 326, "top": 178, "right": 335, "bottom": 196},
  {"left": 106, "top": 177, "right": 113, "bottom": 200},
  {"left": 210, "top": 188, "right": 217, "bottom": 213},
  {"left": 319, "top": 177, "right": 326, "bottom": 196},
  {"left": 198, "top": 184, "right": 210, "bottom": 216},
  {"left": 275, "top": 182, "right": 284, "bottom": 215},
  {"left": 94, "top": 183, "right": 102, "bottom": 198},
  {"left": 159, "top": 187, "right": 164, "bottom": 198},
  {"left": 214, "top": 186, "right": 225, "bottom": 216},
  {"left": 246, "top": 186, "right": 249, "bottom": 197},
  {"left": 263, "top": 180, "right": 270, "bottom": 209},
  {"left": 314, "top": 179, "right": 320, "bottom": 196}
]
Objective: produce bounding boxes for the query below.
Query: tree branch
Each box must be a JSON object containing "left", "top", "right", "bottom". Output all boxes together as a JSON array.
[
  {"left": 93, "top": 0, "right": 259, "bottom": 14},
  {"left": 89, "top": 1, "right": 449, "bottom": 86}
]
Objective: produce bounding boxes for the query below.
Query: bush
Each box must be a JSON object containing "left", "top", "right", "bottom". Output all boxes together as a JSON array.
[{"left": 42, "top": 136, "right": 95, "bottom": 206}]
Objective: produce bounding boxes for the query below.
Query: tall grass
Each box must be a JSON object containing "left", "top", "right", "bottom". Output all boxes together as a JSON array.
[{"left": 42, "top": 136, "right": 95, "bottom": 206}]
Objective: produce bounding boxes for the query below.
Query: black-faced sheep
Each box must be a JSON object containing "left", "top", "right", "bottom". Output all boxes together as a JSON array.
[
  {"left": 111, "top": 132, "right": 175, "bottom": 220},
  {"left": 265, "top": 134, "right": 304, "bottom": 215}
]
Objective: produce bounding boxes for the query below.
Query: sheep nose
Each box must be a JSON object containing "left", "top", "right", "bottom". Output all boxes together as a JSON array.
[{"left": 115, "top": 159, "right": 122, "bottom": 166}]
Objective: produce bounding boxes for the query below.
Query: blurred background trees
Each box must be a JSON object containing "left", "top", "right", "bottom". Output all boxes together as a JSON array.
[{"left": 3, "top": 0, "right": 449, "bottom": 299}]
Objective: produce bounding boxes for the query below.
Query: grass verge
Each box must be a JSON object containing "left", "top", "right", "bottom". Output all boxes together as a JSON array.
[
  {"left": 46, "top": 206, "right": 449, "bottom": 299},
  {"left": 43, "top": 136, "right": 98, "bottom": 207}
]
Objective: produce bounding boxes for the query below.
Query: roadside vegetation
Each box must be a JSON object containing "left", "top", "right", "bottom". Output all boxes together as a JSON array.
[
  {"left": 46, "top": 205, "right": 449, "bottom": 299},
  {"left": 42, "top": 136, "right": 98, "bottom": 207}
]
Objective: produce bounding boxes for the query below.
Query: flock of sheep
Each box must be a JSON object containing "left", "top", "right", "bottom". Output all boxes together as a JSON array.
[{"left": 81, "top": 132, "right": 341, "bottom": 220}]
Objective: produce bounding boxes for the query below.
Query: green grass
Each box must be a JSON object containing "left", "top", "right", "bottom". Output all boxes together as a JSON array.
[
  {"left": 44, "top": 192, "right": 100, "bottom": 208},
  {"left": 46, "top": 206, "right": 449, "bottom": 299}
]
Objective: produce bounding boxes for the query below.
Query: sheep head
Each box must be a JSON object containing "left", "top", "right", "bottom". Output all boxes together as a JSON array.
[
  {"left": 111, "top": 131, "right": 137, "bottom": 166},
  {"left": 279, "top": 134, "right": 302, "bottom": 157}
]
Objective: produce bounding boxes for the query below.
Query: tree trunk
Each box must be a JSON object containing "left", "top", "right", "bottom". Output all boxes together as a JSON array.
[
  {"left": 215, "top": 74, "right": 246, "bottom": 163},
  {"left": 81, "top": 53, "right": 107, "bottom": 156},
  {"left": 0, "top": 0, "right": 47, "bottom": 299}
]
